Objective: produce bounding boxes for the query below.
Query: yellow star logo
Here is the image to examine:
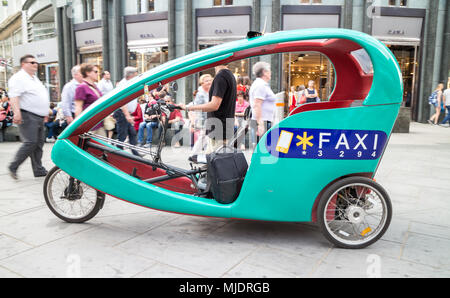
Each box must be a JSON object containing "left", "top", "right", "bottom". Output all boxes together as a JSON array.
[{"left": 296, "top": 132, "right": 314, "bottom": 150}]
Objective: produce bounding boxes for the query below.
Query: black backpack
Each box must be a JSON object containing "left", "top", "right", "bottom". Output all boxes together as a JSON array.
[{"left": 206, "top": 152, "right": 248, "bottom": 204}]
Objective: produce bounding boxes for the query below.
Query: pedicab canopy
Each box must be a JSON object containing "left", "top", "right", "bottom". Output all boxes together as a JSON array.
[
  {"left": 53, "top": 28, "right": 403, "bottom": 223},
  {"left": 59, "top": 28, "right": 403, "bottom": 139}
]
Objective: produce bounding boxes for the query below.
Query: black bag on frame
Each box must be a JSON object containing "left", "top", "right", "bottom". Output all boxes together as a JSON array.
[{"left": 207, "top": 152, "right": 248, "bottom": 204}]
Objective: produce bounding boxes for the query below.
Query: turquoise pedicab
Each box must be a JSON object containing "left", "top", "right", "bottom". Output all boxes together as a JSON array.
[{"left": 44, "top": 29, "right": 402, "bottom": 249}]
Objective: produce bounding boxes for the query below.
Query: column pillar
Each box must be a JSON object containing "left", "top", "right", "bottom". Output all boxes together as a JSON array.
[
  {"left": 418, "top": 1, "right": 440, "bottom": 122},
  {"left": 440, "top": 0, "right": 450, "bottom": 84},
  {"left": 271, "top": 0, "right": 281, "bottom": 92},
  {"left": 183, "top": 0, "right": 193, "bottom": 104},
  {"left": 343, "top": 0, "right": 353, "bottom": 29}
]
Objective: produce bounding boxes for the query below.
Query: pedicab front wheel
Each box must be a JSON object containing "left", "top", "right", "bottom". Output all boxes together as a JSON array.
[
  {"left": 43, "top": 166, "right": 105, "bottom": 223},
  {"left": 317, "top": 177, "right": 392, "bottom": 249}
]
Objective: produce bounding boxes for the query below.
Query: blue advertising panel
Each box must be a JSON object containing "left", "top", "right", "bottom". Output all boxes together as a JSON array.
[{"left": 266, "top": 128, "right": 388, "bottom": 160}]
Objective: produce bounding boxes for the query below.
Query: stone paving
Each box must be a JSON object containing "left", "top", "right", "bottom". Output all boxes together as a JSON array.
[{"left": 0, "top": 122, "right": 449, "bottom": 278}]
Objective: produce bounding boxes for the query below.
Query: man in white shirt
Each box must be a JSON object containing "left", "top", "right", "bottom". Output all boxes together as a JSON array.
[
  {"left": 97, "top": 71, "right": 114, "bottom": 95},
  {"left": 8, "top": 54, "right": 50, "bottom": 179},
  {"left": 60, "top": 65, "right": 83, "bottom": 124}
]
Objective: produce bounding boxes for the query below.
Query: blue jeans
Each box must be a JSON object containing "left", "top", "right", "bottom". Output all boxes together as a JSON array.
[
  {"left": 45, "top": 121, "right": 56, "bottom": 138},
  {"left": 441, "top": 106, "right": 450, "bottom": 125},
  {"left": 138, "top": 121, "right": 159, "bottom": 144}
]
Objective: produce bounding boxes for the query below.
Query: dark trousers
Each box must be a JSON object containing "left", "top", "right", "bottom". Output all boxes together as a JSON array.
[
  {"left": 113, "top": 109, "right": 139, "bottom": 156},
  {"left": 9, "top": 110, "right": 47, "bottom": 176}
]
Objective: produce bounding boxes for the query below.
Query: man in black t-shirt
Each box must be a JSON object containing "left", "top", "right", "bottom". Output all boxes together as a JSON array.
[{"left": 181, "top": 64, "right": 237, "bottom": 143}]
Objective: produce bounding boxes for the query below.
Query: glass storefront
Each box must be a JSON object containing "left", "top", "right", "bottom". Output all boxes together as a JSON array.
[
  {"left": 37, "top": 63, "right": 60, "bottom": 102},
  {"left": 80, "top": 52, "right": 103, "bottom": 80},
  {"left": 128, "top": 47, "right": 168, "bottom": 74},
  {"left": 386, "top": 45, "right": 419, "bottom": 109},
  {"left": 198, "top": 44, "right": 250, "bottom": 81},
  {"left": 282, "top": 52, "right": 335, "bottom": 101}
]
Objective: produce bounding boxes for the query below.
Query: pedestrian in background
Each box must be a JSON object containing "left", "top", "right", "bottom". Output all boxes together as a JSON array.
[
  {"left": 439, "top": 82, "right": 450, "bottom": 127},
  {"left": 428, "top": 83, "right": 444, "bottom": 125},
  {"left": 44, "top": 102, "right": 57, "bottom": 142},
  {"left": 97, "top": 71, "right": 114, "bottom": 95},
  {"left": 249, "top": 61, "right": 276, "bottom": 148},
  {"left": 7, "top": 54, "right": 50, "bottom": 180},
  {"left": 235, "top": 90, "right": 250, "bottom": 151},
  {"left": 190, "top": 74, "right": 212, "bottom": 154},
  {"left": 0, "top": 89, "right": 13, "bottom": 143},
  {"left": 114, "top": 66, "right": 140, "bottom": 155},
  {"left": 61, "top": 65, "right": 83, "bottom": 125},
  {"left": 305, "top": 80, "right": 319, "bottom": 103},
  {"left": 74, "top": 63, "right": 106, "bottom": 136}
]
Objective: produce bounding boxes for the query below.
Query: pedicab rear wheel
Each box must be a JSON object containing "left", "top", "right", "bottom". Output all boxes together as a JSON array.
[
  {"left": 43, "top": 166, "right": 105, "bottom": 223},
  {"left": 317, "top": 177, "right": 392, "bottom": 249}
]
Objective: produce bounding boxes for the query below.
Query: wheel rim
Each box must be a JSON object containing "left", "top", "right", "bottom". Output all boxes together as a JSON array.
[
  {"left": 323, "top": 183, "right": 389, "bottom": 247},
  {"left": 46, "top": 169, "right": 98, "bottom": 220}
]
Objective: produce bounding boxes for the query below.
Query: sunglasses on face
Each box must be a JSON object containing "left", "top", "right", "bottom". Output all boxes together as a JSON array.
[{"left": 26, "top": 61, "right": 39, "bottom": 65}]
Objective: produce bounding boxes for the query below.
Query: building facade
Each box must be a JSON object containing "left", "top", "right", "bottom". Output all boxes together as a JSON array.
[
  {"left": 1, "top": 0, "right": 448, "bottom": 122},
  {"left": 0, "top": 0, "right": 25, "bottom": 89}
]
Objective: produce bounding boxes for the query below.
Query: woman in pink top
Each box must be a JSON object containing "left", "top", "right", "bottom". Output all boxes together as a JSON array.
[
  {"left": 235, "top": 91, "right": 250, "bottom": 150},
  {"left": 74, "top": 63, "right": 106, "bottom": 136}
]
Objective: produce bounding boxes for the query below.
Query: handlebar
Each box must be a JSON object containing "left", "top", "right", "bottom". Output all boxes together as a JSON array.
[{"left": 153, "top": 100, "right": 182, "bottom": 113}]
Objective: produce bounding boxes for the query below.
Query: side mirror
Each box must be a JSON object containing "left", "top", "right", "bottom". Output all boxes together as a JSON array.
[{"left": 170, "top": 81, "right": 178, "bottom": 92}]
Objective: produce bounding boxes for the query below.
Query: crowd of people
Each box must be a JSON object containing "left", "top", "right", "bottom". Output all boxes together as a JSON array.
[
  {"left": 6, "top": 52, "right": 448, "bottom": 181},
  {"left": 1, "top": 55, "right": 325, "bottom": 179}
]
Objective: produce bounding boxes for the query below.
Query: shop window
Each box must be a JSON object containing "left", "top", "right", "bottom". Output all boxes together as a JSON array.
[
  {"left": 139, "top": 0, "right": 155, "bottom": 12},
  {"left": 213, "top": 0, "right": 233, "bottom": 6},
  {"left": 148, "top": 0, "right": 155, "bottom": 11},
  {"left": 82, "top": 0, "right": 95, "bottom": 21},
  {"left": 128, "top": 47, "right": 168, "bottom": 74},
  {"left": 282, "top": 52, "right": 335, "bottom": 102},
  {"left": 388, "top": 0, "right": 407, "bottom": 7}
]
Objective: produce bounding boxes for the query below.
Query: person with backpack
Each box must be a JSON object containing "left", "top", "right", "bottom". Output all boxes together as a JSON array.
[
  {"left": 428, "top": 83, "right": 444, "bottom": 125},
  {"left": 0, "top": 90, "right": 13, "bottom": 142}
]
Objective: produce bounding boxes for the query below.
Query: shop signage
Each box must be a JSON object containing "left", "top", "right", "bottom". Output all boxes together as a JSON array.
[
  {"left": 387, "top": 29, "right": 406, "bottom": 36},
  {"left": 372, "top": 16, "right": 422, "bottom": 41},
  {"left": 126, "top": 20, "right": 168, "bottom": 42},
  {"left": 214, "top": 29, "right": 233, "bottom": 35},
  {"left": 282, "top": 14, "right": 340, "bottom": 30},
  {"left": 12, "top": 38, "right": 58, "bottom": 66},
  {"left": 266, "top": 128, "right": 388, "bottom": 160},
  {"left": 198, "top": 15, "right": 250, "bottom": 41},
  {"left": 75, "top": 27, "right": 102, "bottom": 49}
]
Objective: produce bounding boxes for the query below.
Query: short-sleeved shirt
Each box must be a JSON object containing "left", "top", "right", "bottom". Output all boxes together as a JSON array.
[
  {"left": 60, "top": 79, "right": 80, "bottom": 117},
  {"left": 235, "top": 100, "right": 250, "bottom": 115},
  {"left": 97, "top": 79, "right": 114, "bottom": 95},
  {"left": 169, "top": 108, "right": 183, "bottom": 122},
  {"left": 249, "top": 78, "right": 276, "bottom": 122},
  {"left": 193, "top": 86, "right": 209, "bottom": 129},
  {"left": 117, "top": 78, "right": 138, "bottom": 114},
  {"left": 206, "top": 68, "right": 237, "bottom": 139},
  {"left": 8, "top": 69, "right": 50, "bottom": 117},
  {"left": 75, "top": 81, "right": 103, "bottom": 111}
]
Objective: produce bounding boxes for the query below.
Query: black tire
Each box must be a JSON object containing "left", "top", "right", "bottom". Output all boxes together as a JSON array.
[
  {"left": 317, "top": 177, "right": 392, "bottom": 249},
  {"left": 43, "top": 166, "right": 105, "bottom": 223}
]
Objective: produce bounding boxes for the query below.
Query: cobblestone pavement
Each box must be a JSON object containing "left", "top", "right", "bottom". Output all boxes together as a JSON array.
[{"left": 0, "top": 122, "right": 449, "bottom": 278}]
